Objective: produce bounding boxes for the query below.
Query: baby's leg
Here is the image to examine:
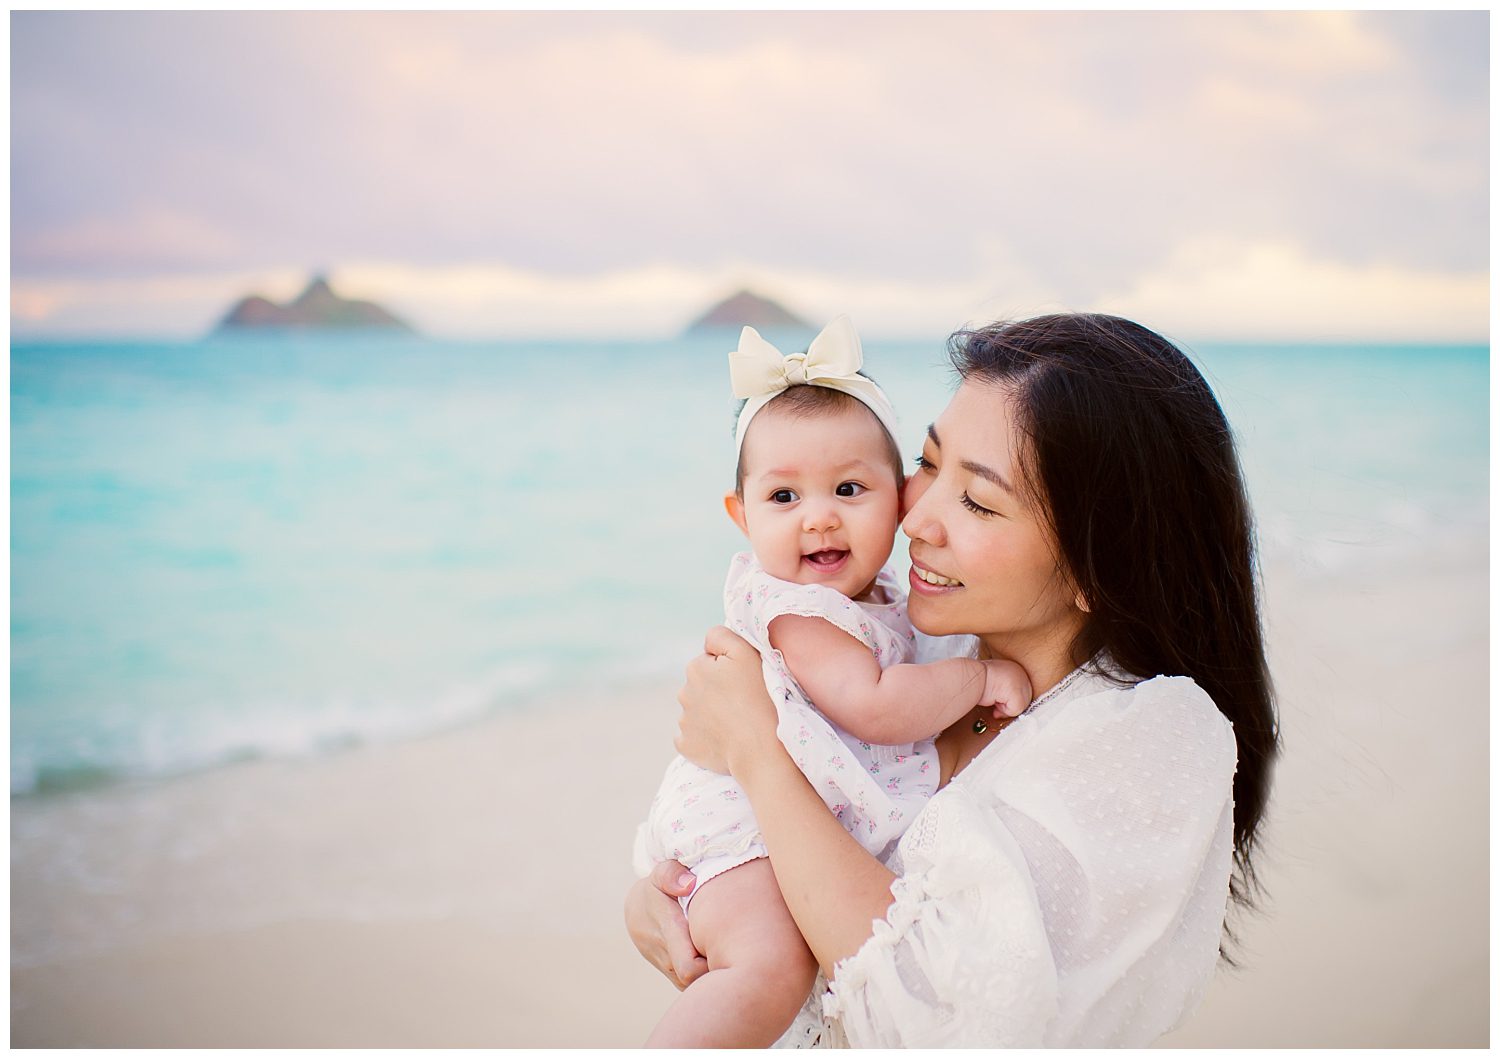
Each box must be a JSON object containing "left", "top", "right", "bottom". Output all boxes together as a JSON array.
[{"left": 644, "top": 858, "right": 818, "bottom": 1048}]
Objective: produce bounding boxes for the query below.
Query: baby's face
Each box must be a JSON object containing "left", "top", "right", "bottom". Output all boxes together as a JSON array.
[{"left": 734, "top": 402, "right": 901, "bottom": 601}]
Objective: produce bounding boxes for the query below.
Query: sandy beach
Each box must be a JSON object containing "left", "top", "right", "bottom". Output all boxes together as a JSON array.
[{"left": 11, "top": 532, "right": 1488, "bottom": 1048}]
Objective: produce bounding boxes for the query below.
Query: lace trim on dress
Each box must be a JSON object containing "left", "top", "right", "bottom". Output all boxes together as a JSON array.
[
  {"left": 774, "top": 989, "right": 834, "bottom": 1050},
  {"left": 676, "top": 824, "right": 770, "bottom": 870}
]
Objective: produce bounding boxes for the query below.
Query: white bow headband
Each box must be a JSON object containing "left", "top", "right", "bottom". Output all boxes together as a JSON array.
[{"left": 728, "top": 314, "right": 900, "bottom": 459}]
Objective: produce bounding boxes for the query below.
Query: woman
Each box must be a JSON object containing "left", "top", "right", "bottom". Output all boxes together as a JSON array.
[{"left": 626, "top": 313, "right": 1278, "bottom": 1047}]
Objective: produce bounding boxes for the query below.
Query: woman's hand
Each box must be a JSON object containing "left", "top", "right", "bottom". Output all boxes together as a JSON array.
[
  {"left": 675, "top": 625, "right": 778, "bottom": 775},
  {"left": 623, "top": 861, "right": 708, "bottom": 990}
]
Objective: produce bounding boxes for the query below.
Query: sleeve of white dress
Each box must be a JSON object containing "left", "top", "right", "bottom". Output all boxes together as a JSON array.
[{"left": 824, "top": 675, "right": 1238, "bottom": 1048}]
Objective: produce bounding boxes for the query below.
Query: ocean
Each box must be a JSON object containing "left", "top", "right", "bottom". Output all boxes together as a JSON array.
[{"left": 10, "top": 333, "right": 1488, "bottom": 797}]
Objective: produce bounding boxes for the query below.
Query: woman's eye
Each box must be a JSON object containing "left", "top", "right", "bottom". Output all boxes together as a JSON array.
[
  {"left": 771, "top": 489, "right": 798, "bottom": 504},
  {"left": 959, "top": 492, "right": 998, "bottom": 518},
  {"left": 835, "top": 482, "right": 865, "bottom": 498},
  {"left": 913, "top": 453, "right": 935, "bottom": 472}
]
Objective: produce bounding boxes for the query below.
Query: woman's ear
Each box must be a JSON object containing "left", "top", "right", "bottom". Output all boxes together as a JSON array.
[
  {"left": 1074, "top": 590, "right": 1090, "bottom": 614},
  {"left": 723, "top": 492, "right": 749, "bottom": 536}
]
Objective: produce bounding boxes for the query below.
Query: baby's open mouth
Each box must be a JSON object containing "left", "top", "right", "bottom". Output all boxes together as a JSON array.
[{"left": 803, "top": 549, "right": 849, "bottom": 569}]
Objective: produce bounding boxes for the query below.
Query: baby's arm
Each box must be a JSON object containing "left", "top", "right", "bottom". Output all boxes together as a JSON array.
[{"left": 767, "top": 615, "right": 1032, "bottom": 745}]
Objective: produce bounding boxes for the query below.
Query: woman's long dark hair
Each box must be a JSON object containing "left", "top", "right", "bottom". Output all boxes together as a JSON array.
[{"left": 949, "top": 313, "right": 1278, "bottom": 952}]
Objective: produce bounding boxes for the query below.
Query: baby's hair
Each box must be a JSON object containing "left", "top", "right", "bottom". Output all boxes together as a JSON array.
[{"left": 733, "top": 381, "right": 905, "bottom": 498}]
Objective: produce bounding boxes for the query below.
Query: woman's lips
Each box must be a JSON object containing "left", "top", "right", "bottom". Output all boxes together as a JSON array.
[
  {"left": 909, "top": 560, "right": 964, "bottom": 595},
  {"left": 803, "top": 549, "right": 850, "bottom": 574}
]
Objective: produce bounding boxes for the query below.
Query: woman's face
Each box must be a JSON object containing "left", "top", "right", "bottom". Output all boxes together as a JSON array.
[{"left": 901, "top": 378, "right": 1085, "bottom": 661}]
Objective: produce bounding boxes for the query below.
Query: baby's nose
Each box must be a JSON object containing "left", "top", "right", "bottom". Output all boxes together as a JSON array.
[{"left": 803, "top": 504, "right": 840, "bottom": 533}]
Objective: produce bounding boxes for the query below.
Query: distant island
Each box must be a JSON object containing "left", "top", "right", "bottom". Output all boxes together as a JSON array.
[
  {"left": 214, "top": 275, "right": 413, "bottom": 334},
  {"left": 683, "top": 289, "right": 811, "bottom": 336}
]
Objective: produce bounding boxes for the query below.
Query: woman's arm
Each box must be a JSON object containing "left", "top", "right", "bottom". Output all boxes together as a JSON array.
[{"left": 675, "top": 626, "right": 899, "bottom": 978}]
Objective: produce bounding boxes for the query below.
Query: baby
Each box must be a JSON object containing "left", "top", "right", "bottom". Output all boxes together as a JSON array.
[{"left": 635, "top": 316, "right": 1031, "bottom": 1047}]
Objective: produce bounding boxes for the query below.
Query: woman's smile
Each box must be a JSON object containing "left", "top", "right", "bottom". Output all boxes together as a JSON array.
[{"left": 908, "top": 559, "right": 964, "bottom": 591}]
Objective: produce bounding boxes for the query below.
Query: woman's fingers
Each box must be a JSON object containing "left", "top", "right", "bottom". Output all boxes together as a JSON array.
[
  {"left": 667, "top": 931, "right": 710, "bottom": 989},
  {"left": 677, "top": 625, "right": 772, "bottom": 775},
  {"left": 650, "top": 859, "right": 696, "bottom": 897},
  {"left": 703, "top": 624, "right": 749, "bottom": 658},
  {"left": 625, "top": 874, "right": 706, "bottom": 990},
  {"left": 641, "top": 861, "right": 706, "bottom": 988}
]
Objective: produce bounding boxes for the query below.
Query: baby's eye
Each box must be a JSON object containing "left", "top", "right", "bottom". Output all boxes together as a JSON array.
[
  {"left": 771, "top": 489, "right": 799, "bottom": 504},
  {"left": 835, "top": 482, "right": 865, "bottom": 498}
]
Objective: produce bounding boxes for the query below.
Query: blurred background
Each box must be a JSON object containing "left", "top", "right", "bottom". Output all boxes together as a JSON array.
[{"left": 10, "top": 10, "right": 1488, "bottom": 1047}]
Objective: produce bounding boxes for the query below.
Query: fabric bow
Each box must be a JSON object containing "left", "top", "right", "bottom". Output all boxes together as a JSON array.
[
  {"left": 729, "top": 314, "right": 865, "bottom": 399},
  {"left": 727, "top": 314, "right": 899, "bottom": 458}
]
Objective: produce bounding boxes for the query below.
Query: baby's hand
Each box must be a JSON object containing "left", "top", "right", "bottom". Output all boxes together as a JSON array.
[{"left": 978, "top": 658, "right": 1033, "bottom": 720}]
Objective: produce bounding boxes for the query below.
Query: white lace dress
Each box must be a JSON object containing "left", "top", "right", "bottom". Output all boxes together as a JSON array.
[{"left": 776, "top": 638, "right": 1238, "bottom": 1048}]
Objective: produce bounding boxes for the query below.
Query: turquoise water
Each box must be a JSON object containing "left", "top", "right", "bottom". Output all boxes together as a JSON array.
[{"left": 11, "top": 335, "right": 1488, "bottom": 795}]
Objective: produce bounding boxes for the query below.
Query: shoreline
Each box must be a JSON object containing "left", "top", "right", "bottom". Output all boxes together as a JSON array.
[
  {"left": 12, "top": 534, "right": 1489, "bottom": 1047},
  {"left": 13, "top": 676, "right": 687, "bottom": 1047},
  {"left": 13, "top": 530, "right": 1474, "bottom": 807}
]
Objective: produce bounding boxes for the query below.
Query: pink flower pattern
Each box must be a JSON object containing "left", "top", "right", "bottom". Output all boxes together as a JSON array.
[{"left": 643, "top": 553, "right": 940, "bottom": 873}]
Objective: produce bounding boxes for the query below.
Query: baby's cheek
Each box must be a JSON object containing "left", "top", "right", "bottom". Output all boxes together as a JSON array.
[{"left": 899, "top": 475, "right": 925, "bottom": 520}]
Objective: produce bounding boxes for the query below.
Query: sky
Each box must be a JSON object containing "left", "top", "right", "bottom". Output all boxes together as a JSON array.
[{"left": 10, "top": 10, "right": 1490, "bottom": 342}]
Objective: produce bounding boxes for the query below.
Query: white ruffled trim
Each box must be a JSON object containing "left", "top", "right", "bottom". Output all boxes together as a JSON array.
[
  {"left": 676, "top": 825, "right": 768, "bottom": 871},
  {"left": 822, "top": 871, "right": 925, "bottom": 1011}
]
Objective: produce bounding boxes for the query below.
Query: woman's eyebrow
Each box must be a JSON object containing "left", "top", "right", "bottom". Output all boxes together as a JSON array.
[
  {"left": 929, "top": 423, "right": 1016, "bottom": 495},
  {"left": 961, "top": 459, "right": 1016, "bottom": 496}
]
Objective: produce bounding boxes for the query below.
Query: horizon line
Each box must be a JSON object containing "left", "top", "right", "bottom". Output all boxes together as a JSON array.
[{"left": 11, "top": 329, "right": 1491, "bottom": 349}]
